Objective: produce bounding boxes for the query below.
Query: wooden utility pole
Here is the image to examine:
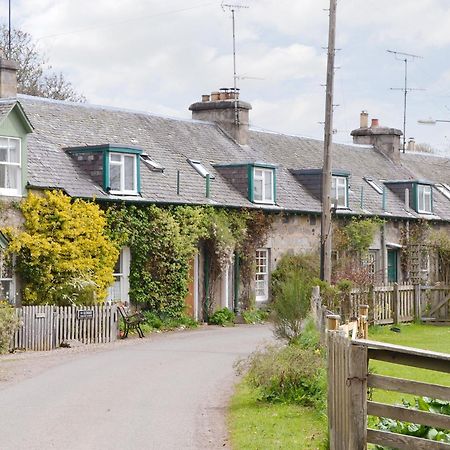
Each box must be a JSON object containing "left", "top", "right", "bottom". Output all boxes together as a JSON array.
[{"left": 320, "top": 0, "right": 337, "bottom": 282}]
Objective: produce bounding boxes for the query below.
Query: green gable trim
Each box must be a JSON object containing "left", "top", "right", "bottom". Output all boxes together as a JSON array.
[{"left": 0, "top": 102, "right": 34, "bottom": 133}]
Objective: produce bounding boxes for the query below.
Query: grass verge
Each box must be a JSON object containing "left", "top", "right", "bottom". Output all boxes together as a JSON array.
[
  {"left": 229, "top": 381, "right": 328, "bottom": 450},
  {"left": 368, "top": 323, "right": 450, "bottom": 405}
]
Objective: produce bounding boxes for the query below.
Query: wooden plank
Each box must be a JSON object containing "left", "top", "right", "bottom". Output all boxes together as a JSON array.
[
  {"left": 367, "top": 429, "right": 450, "bottom": 450},
  {"left": 430, "top": 295, "right": 450, "bottom": 317},
  {"left": 368, "top": 374, "right": 450, "bottom": 401},
  {"left": 348, "top": 341, "right": 367, "bottom": 450},
  {"left": 354, "top": 339, "right": 450, "bottom": 363},
  {"left": 368, "top": 348, "right": 450, "bottom": 373},
  {"left": 368, "top": 401, "right": 450, "bottom": 430}
]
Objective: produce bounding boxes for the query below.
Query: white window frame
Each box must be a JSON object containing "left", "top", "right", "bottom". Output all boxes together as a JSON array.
[
  {"left": 0, "top": 250, "right": 15, "bottom": 305},
  {"left": 255, "top": 248, "right": 269, "bottom": 302},
  {"left": 107, "top": 247, "right": 130, "bottom": 305},
  {"left": 253, "top": 167, "right": 274, "bottom": 204},
  {"left": 109, "top": 153, "right": 138, "bottom": 195},
  {"left": 331, "top": 175, "right": 348, "bottom": 208},
  {"left": 0, "top": 136, "right": 21, "bottom": 197},
  {"left": 417, "top": 184, "right": 432, "bottom": 214}
]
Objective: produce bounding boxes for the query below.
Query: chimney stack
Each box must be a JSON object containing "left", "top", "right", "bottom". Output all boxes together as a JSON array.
[
  {"left": 351, "top": 112, "right": 402, "bottom": 163},
  {"left": 0, "top": 57, "right": 18, "bottom": 98},
  {"left": 407, "top": 137, "right": 416, "bottom": 152},
  {"left": 189, "top": 88, "right": 251, "bottom": 145}
]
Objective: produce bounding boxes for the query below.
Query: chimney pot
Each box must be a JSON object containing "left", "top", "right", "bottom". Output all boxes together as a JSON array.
[
  {"left": 407, "top": 137, "right": 416, "bottom": 152},
  {"left": 211, "top": 91, "right": 220, "bottom": 101},
  {"left": 360, "top": 111, "right": 369, "bottom": 128},
  {"left": 371, "top": 118, "right": 379, "bottom": 128},
  {"left": 202, "top": 94, "right": 210, "bottom": 102}
]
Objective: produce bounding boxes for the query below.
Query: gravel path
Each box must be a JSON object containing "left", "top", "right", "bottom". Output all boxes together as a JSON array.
[{"left": 0, "top": 324, "right": 272, "bottom": 450}]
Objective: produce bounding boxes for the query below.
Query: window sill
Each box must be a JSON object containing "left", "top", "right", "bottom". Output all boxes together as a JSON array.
[
  {"left": 253, "top": 199, "right": 275, "bottom": 205},
  {"left": 108, "top": 190, "right": 139, "bottom": 196},
  {"left": 0, "top": 189, "right": 22, "bottom": 197}
]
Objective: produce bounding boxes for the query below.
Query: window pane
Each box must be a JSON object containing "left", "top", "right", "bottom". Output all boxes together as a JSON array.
[
  {"left": 9, "top": 140, "right": 19, "bottom": 163},
  {"left": 124, "top": 156, "right": 135, "bottom": 191},
  {"left": 111, "top": 153, "right": 121, "bottom": 162},
  {"left": 6, "top": 166, "right": 18, "bottom": 190},
  {"left": 254, "top": 169, "right": 263, "bottom": 179},
  {"left": 264, "top": 170, "right": 273, "bottom": 201},
  {"left": 0, "top": 165, "right": 6, "bottom": 188},
  {"left": 254, "top": 179, "right": 263, "bottom": 201},
  {"left": 110, "top": 164, "right": 121, "bottom": 191},
  {"left": 0, "top": 146, "right": 7, "bottom": 162}
]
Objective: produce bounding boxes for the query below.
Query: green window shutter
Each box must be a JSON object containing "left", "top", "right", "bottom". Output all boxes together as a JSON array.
[
  {"left": 247, "top": 164, "right": 254, "bottom": 202},
  {"left": 103, "top": 149, "right": 109, "bottom": 191}
]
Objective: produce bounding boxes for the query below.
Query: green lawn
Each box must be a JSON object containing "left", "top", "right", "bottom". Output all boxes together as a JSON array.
[
  {"left": 368, "top": 323, "right": 450, "bottom": 405},
  {"left": 229, "top": 382, "right": 328, "bottom": 450},
  {"left": 229, "top": 324, "right": 449, "bottom": 449}
]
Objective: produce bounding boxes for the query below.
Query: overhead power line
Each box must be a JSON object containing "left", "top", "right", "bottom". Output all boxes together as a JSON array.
[{"left": 35, "top": 2, "right": 216, "bottom": 41}]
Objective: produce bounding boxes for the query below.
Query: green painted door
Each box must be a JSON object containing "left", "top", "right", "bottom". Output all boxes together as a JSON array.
[{"left": 387, "top": 250, "right": 398, "bottom": 282}]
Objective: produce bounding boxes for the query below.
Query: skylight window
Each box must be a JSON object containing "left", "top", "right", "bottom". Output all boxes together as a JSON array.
[
  {"left": 187, "top": 159, "right": 214, "bottom": 179},
  {"left": 435, "top": 183, "right": 450, "bottom": 200},
  {"left": 363, "top": 177, "right": 383, "bottom": 194},
  {"left": 140, "top": 154, "right": 164, "bottom": 172}
]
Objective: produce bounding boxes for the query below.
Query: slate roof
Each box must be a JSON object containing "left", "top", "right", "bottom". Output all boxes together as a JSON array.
[{"left": 10, "top": 94, "right": 450, "bottom": 222}]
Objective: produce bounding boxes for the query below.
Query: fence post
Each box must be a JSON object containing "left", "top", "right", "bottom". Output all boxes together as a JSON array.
[
  {"left": 358, "top": 304, "right": 369, "bottom": 339},
  {"left": 414, "top": 284, "right": 421, "bottom": 322},
  {"left": 348, "top": 341, "right": 368, "bottom": 450},
  {"left": 392, "top": 282, "right": 400, "bottom": 324}
]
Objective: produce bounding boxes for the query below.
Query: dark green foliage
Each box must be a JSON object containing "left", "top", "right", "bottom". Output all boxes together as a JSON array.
[
  {"left": 374, "top": 397, "right": 450, "bottom": 449},
  {"left": 237, "top": 343, "right": 326, "bottom": 410},
  {"left": 209, "top": 307, "right": 235, "bottom": 326},
  {"left": 271, "top": 253, "right": 319, "bottom": 301},
  {"left": 107, "top": 205, "right": 207, "bottom": 318},
  {"left": 140, "top": 311, "right": 197, "bottom": 333},
  {"left": 270, "top": 253, "right": 319, "bottom": 343}
]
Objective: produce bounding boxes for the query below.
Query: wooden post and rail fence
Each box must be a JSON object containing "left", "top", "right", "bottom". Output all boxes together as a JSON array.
[
  {"left": 10, "top": 304, "right": 119, "bottom": 352},
  {"left": 333, "top": 283, "right": 449, "bottom": 325},
  {"left": 315, "top": 291, "right": 450, "bottom": 449}
]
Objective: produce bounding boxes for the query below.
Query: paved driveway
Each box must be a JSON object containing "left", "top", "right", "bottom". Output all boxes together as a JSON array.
[{"left": 0, "top": 324, "right": 272, "bottom": 450}]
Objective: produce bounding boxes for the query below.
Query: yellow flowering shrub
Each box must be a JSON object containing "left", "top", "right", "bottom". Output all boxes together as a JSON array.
[{"left": 7, "top": 191, "right": 118, "bottom": 305}]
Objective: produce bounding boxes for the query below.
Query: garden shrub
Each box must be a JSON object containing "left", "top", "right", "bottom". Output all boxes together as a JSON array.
[
  {"left": 270, "top": 253, "right": 319, "bottom": 343},
  {"left": 209, "top": 307, "right": 235, "bottom": 326},
  {"left": 7, "top": 191, "right": 118, "bottom": 305},
  {"left": 0, "top": 301, "right": 19, "bottom": 353},
  {"left": 374, "top": 397, "right": 450, "bottom": 448},
  {"left": 242, "top": 308, "right": 269, "bottom": 324},
  {"left": 237, "top": 343, "right": 326, "bottom": 410}
]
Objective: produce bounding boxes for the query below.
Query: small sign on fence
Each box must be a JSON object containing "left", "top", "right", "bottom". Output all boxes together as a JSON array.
[
  {"left": 77, "top": 310, "right": 94, "bottom": 320},
  {"left": 35, "top": 313, "right": 46, "bottom": 319}
]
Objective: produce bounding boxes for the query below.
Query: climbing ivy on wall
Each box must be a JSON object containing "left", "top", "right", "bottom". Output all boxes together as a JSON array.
[
  {"left": 107, "top": 204, "right": 273, "bottom": 318},
  {"left": 6, "top": 191, "right": 118, "bottom": 305},
  {"left": 106, "top": 204, "right": 207, "bottom": 318}
]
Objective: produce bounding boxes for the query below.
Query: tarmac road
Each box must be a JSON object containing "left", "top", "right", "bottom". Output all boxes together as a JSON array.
[{"left": 0, "top": 324, "right": 272, "bottom": 450}]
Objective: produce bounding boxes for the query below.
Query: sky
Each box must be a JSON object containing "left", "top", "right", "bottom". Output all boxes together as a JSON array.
[{"left": 5, "top": 0, "right": 450, "bottom": 154}]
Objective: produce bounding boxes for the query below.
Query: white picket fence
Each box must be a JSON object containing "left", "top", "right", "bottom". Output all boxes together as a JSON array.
[{"left": 11, "top": 305, "right": 119, "bottom": 351}]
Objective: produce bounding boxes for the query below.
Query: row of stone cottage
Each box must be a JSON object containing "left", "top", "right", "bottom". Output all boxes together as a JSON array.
[{"left": 0, "top": 56, "right": 449, "bottom": 318}]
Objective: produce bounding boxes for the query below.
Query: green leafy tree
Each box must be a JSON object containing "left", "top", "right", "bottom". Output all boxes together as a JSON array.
[
  {"left": 7, "top": 191, "right": 118, "bottom": 305},
  {"left": 0, "top": 26, "right": 85, "bottom": 101}
]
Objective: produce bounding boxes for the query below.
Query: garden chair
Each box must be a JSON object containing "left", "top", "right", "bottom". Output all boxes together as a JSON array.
[{"left": 117, "top": 306, "right": 145, "bottom": 338}]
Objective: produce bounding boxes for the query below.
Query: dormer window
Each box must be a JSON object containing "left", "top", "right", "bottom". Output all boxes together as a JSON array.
[
  {"left": 0, "top": 136, "right": 21, "bottom": 196},
  {"left": 109, "top": 153, "right": 138, "bottom": 195},
  {"left": 416, "top": 184, "right": 432, "bottom": 214},
  {"left": 253, "top": 167, "right": 275, "bottom": 204},
  {"left": 332, "top": 175, "right": 348, "bottom": 208}
]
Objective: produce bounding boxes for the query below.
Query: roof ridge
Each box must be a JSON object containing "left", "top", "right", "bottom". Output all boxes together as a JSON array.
[{"left": 17, "top": 94, "right": 217, "bottom": 127}]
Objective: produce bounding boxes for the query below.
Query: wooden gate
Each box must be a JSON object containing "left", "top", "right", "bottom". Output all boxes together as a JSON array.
[{"left": 327, "top": 331, "right": 450, "bottom": 449}]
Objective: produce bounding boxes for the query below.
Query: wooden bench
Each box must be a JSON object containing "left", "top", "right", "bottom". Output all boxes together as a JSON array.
[{"left": 117, "top": 306, "right": 145, "bottom": 338}]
